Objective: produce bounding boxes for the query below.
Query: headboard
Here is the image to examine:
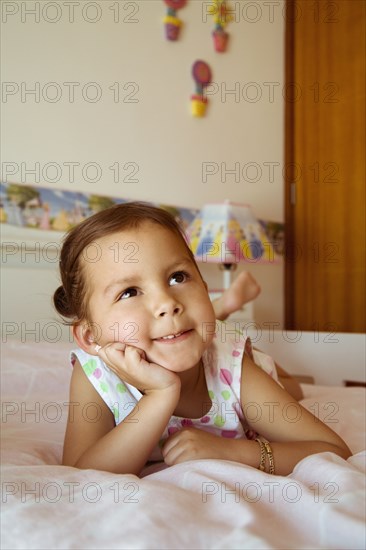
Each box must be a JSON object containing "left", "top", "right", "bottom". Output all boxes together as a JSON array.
[{"left": 1, "top": 223, "right": 69, "bottom": 342}]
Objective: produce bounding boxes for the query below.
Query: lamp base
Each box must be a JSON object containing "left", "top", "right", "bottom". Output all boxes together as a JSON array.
[
  {"left": 223, "top": 269, "right": 231, "bottom": 290},
  {"left": 220, "top": 263, "right": 237, "bottom": 290}
]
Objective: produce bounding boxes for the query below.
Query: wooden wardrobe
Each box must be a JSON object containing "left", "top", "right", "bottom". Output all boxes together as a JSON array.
[{"left": 285, "top": 0, "right": 365, "bottom": 333}]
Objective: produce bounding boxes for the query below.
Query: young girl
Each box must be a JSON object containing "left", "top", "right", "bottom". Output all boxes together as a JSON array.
[{"left": 55, "top": 202, "right": 350, "bottom": 476}]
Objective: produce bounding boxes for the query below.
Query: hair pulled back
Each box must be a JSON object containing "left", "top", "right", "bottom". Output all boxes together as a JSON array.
[{"left": 53, "top": 201, "right": 196, "bottom": 324}]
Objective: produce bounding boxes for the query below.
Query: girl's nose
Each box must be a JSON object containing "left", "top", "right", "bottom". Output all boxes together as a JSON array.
[
  {"left": 153, "top": 292, "right": 183, "bottom": 318},
  {"left": 158, "top": 305, "right": 182, "bottom": 318}
]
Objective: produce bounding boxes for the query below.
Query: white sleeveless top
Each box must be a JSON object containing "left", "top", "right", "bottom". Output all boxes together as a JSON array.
[{"left": 71, "top": 321, "right": 280, "bottom": 461}]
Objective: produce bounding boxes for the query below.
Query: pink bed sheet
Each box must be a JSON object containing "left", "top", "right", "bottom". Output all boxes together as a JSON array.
[{"left": 1, "top": 341, "right": 365, "bottom": 549}]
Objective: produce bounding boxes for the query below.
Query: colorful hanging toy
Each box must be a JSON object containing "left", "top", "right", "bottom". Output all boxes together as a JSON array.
[
  {"left": 163, "top": 0, "right": 187, "bottom": 41},
  {"left": 191, "top": 60, "right": 212, "bottom": 117},
  {"left": 208, "top": 0, "right": 233, "bottom": 52}
]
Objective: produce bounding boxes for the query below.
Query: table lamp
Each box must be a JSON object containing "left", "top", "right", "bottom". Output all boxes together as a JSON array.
[{"left": 186, "top": 200, "right": 277, "bottom": 290}]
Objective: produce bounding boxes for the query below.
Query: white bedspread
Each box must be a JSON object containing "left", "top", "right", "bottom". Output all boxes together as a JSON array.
[{"left": 1, "top": 341, "right": 365, "bottom": 549}]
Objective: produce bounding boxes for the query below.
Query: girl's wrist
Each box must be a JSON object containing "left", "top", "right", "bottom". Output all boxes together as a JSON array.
[
  {"left": 145, "top": 379, "right": 181, "bottom": 399},
  {"left": 231, "top": 438, "right": 265, "bottom": 469},
  {"left": 143, "top": 385, "right": 181, "bottom": 421}
]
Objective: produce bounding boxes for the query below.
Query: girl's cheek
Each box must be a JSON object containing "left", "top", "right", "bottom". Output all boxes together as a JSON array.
[{"left": 106, "top": 321, "right": 142, "bottom": 345}]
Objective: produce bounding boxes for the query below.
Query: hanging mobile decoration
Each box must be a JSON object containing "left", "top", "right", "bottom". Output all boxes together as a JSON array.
[
  {"left": 208, "top": 0, "right": 233, "bottom": 52},
  {"left": 163, "top": 0, "right": 187, "bottom": 41},
  {"left": 191, "top": 60, "right": 212, "bottom": 117}
]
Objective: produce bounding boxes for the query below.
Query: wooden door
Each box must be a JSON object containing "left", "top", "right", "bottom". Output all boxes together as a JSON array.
[{"left": 285, "top": 0, "right": 366, "bottom": 333}]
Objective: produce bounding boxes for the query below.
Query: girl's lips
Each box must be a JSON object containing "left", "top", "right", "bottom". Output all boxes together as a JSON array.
[{"left": 154, "top": 329, "right": 193, "bottom": 343}]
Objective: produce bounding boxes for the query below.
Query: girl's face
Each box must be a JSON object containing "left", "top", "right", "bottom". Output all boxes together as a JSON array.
[{"left": 80, "top": 222, "right": 216, "bottom": 373}]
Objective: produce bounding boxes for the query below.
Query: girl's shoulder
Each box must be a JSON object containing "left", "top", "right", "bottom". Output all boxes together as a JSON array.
[
  {"left": 209, "top": 320, "right": 254, "bottom": 362},
  {"left": 206, "top": 321, "right": 279, "bottom": 382},
  {"left": 202, "top": 321, "right": 250, "bottom": 396}
]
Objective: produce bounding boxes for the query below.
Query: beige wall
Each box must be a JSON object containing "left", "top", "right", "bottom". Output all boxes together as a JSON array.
[{"left": 1, "top": 0, "right": 285, "bottom": 327}]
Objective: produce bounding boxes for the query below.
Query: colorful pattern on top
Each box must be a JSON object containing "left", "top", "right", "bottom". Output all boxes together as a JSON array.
[{"left": 70, "top": 321, "right": 280, "bottom": 461}]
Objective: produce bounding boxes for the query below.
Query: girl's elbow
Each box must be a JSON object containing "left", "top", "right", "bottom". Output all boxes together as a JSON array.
[
  {"left": 62, "top": 449, "right": 89, "bottom": 469},
  {"left": 330, "top": 441, "right": 352, "bottom": 461},
  {"left": 62, "top": 456, "right": 81, "bottom": 468},
  {"left": 338, "top": 445, "right": 352, "bottom": 460}
]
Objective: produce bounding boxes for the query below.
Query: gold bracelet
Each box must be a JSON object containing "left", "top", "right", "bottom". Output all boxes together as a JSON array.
[
  {"left": 255, "top": 438, "right": 266, "bottom": 471},
  {"left": 263, "top": 441, "right": 275, "bottom": 475}
]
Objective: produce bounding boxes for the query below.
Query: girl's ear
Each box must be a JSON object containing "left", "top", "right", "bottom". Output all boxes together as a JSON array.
[{"left": 73, "top": 323, "right": 100, "bottom": 356}]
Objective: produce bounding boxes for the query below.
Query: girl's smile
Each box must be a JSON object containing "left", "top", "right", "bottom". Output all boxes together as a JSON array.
[{"left": 153, "top": 328, "right": 194, "bottom": 343}]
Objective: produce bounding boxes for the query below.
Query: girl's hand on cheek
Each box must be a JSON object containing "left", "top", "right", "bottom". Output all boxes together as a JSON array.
[{"left": 96, "top": 342, "right": 180, "bottom": 394}]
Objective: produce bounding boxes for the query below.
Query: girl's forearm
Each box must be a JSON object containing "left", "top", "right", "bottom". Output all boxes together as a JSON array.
[
  {"left": 74, "top": 387, "right": 180, "bottom": 475},
  {"left": 230, "top": 439, "right": 351, "bottom": 476}
]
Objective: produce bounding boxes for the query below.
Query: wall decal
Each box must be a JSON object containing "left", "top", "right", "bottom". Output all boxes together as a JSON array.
[
  {"left": 0, "top": 182, "right": 285, "bottom": 255},
  {"left": 163, "top": 0, "right": 187, "bottom": 41},
  {"left": 208, "top": 0, "right": 233, "bottom": 52},
  {"left": 191, "top": 60, "right": 212, "bottom": 117}
]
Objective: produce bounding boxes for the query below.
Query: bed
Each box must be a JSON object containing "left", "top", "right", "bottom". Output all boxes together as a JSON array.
[
  {"left": 1, "top": 337, "right": 365, "bottom": 550},
  {"left": 1, "top": 206, "right": 366, "bottom": 549}
]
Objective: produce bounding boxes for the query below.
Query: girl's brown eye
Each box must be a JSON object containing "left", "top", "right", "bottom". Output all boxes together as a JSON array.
[
  {"left": 120, "top": 288, "right": 138, "bottom": 300},
  {"left": 169, "top": 272, "right": 187, "bottom": 286}
]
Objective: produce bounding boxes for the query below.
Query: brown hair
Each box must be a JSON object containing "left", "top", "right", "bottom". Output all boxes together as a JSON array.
[{"left": 53, "top": 201, "right": 199, "bottom": 324}]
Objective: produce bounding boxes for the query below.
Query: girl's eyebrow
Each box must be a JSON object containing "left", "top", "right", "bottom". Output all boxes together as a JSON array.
[
  {"left": 167, "top": 258, "right": 196, "bottom": 273},
  {"left": 103, "top": 276, "right": 140, "bottom": 296},
  {"left": 171, "top": 257, "right": 193, "bottom": 267}
]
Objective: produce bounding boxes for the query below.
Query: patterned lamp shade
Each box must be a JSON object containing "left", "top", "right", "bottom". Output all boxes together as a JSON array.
[{"left": 186, "top": 200, "right": 277, "bottom": 288}]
